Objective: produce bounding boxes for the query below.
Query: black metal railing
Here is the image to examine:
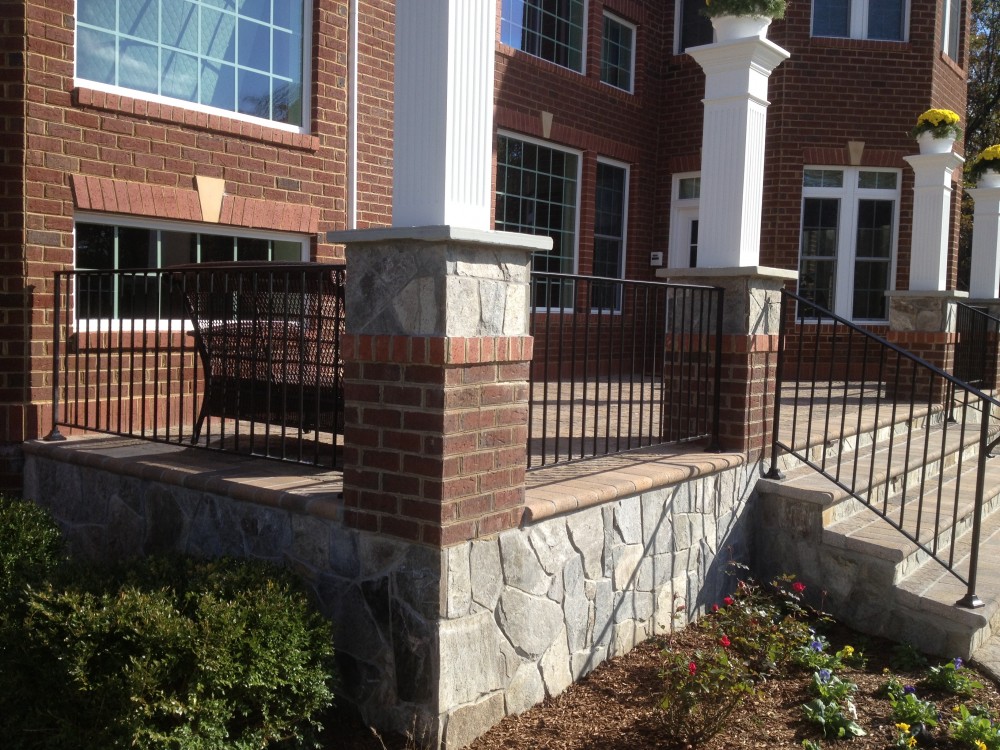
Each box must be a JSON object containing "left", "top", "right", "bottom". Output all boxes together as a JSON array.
[
  {"left": 768, "top": 290, "right": 1000, "bottom": 608},
  {"left": 49, "top": 263, "right": 346, "bottom": 469},
  {"left": 528, "top": 273, "right": 723, "bottom": 469},
  {"left": 954, "top": 302, "right": 1000, "bottom": 389}
]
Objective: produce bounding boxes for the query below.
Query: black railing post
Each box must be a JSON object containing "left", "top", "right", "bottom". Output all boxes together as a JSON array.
[
  {"left": 956, "top": 400, "right": 989, "bottom": 609},
  {"left": 46, "top": 272, "right": 66, "bottom": 441},
  {"left": 765, "top": 289, "right": 788, "bottom": 479},
  {"left": 707, "top": 286, "right": 724, "bottom": 452}
]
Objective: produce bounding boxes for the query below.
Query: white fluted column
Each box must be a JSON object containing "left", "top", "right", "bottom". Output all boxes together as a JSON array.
[
  {"left": 391, "top": 0, "right": 495, "bottom": 229},
  {"left": 687, "top": 36, "right": 789, "bottom": 268},
  {"left": 902, "top": 151, "right": 964, "bottom": 291},
  {"left": 968, "top": 186, "right": 1000, "bottom": 299}
]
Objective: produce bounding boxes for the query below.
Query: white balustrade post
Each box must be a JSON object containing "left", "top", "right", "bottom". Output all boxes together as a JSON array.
[
  {"left": 968, "top": 186, "right": 1000, "bottom": 300},
  {"left": 391, "top": 0, "right": 495, "bottom": 230},
  {"left": 902, "top": 151, "right": 964, "bottom": 291},
  {"left": 686, "top": 36, "right": 789, "bottom": 267}
]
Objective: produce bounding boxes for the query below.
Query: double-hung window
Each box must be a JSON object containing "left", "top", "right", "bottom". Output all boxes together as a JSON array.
[
  {"left": 601, "top": 13, "right": 635, "bottom": 92},
  {"left": 942, "top": 0, "right": 962, "bottom": 61},
  {"left": 812, "top": 0, "right": 908, "bottom": 40},
  {"left": 500, "top": 0, "right": 585, "bottom": 72},
  {"left": 495, "top": 133, "right": 580, "bottom": 307},
  {"left": 76, "top": 0, "right": 308, "bottom": 128},
  {"left": 592, "top": 159, "right": 628, "bottom": 311},
  {"left": 74, "top": 218, "right": 306, "bottom": 320},
  {"left": 797, "top": 168, "right": 899, "bottom": 321}
]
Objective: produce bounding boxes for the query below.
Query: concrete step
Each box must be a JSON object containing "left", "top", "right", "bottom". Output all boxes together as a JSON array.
[{"left": 755, "top": 404, "right": 1000, "bottom": 660}]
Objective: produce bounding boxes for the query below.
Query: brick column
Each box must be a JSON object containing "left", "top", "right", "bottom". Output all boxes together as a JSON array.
[
  {"left": 328, "top": 225, "right": 551, "bottom": 548},
  {"left": 340, "top": 332, "right": 532, "bottom": 546},
  {"left": 659, "top": 266, "right": 795, "bottom": 458},
  {"left": 885, "top": 291, "right": 966, "bottom": 402}
]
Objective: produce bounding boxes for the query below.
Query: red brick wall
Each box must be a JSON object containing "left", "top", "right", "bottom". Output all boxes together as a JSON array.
[{"left": 6, "top": 0, "right": 397, "bottom": 459}]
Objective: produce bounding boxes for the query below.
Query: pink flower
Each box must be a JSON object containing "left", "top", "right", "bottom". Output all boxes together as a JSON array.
[
  {"left": 723, "top": 596, "right": 734, "bottom": 606},
  {"left": 719, "top": 635, "right": 731, "bottom": 648},
  {"left": 792, "top": 581, "right": 806, "bottom": 593},
  {"left": 712, "top": 604, "right": 719, "bottom": 613},
  {"left": 688, "top": 661, "right": 697, "bottom": 675}
]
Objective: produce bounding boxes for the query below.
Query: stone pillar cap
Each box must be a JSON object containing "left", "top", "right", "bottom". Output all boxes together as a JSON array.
[
  {"left": 656, "top": 265, "right": 797, "bottom": 282},
  {"left": 328, "top": 225, "right": 552, "bottom": 251},
  {"left": 885, "top": 289, "right": 969, "bottom": 299}
]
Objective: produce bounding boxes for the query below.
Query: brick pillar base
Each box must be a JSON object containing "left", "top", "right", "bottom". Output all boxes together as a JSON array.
[
  {"left": 341, "top": 333, "right": 532, "bottom": 546},
  {"left": 886, "top": 291, "right": 964, "bottom": 405}
]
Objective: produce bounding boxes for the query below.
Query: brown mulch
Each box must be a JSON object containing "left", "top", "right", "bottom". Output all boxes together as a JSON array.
[{"left": 328, "top": 623, "right": 1000, "bottom": 749}]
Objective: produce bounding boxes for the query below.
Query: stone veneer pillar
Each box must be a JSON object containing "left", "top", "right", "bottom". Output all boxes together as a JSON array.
[
  {"left": 885, "top": 291, "right": 966, "bottom": 402},
  {"left": 686, "top": 35, "right": 789, "bottom": 267},
  {"left": 658, "top": 267, "right": 795, "bottom": 458},
  {"left": 902, "top": 150, "right": 964, "bottom": 291}
]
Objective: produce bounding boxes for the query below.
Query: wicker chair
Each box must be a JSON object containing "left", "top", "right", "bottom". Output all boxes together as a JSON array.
[{"left": 180, "top": 263, "right": 346, "bottom": 441}]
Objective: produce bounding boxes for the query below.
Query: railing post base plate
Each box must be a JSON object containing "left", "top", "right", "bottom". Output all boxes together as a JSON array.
[
  {"left": 44, "top": 428, "right": 66, "bottom": 442},
  {"left": 764, "top": 466, "right": 785, "bottom": 480},
  {"left": 956, "top": 593, "right": 985, "bottom": 609}
]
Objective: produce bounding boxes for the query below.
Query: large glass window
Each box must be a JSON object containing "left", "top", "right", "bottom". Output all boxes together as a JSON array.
[
  {"left": 76, "top": 0, "right": 307, "bottom": 127},
  {"left": 500, "top": 0, "right": 585, "bottom": 72},
  {"left": 797, "top": 168, "right": 899, "bottom": 321},
  {"left": 75, "top": 220, "right": 305, "bottom": 319},
  {"left": 601, "top": 13, "right": 635, "bottom": 93},
  {"left": 812, "top": 0, "right": 907, "bottom": 40},
  {"left": 495, "top": 134, "right": 579, "bottom": 307},
  {"left": 592, "top": 160, "right": 628, "bottom": 311},
  {"left": 677, "top": 0, "right": 714, "bottom": 52}
]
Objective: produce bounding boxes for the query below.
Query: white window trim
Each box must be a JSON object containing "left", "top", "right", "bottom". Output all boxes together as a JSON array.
[
  {"left": 600, "top": 11, "right": 636, "bottom": 94},
  {"left": 72, "top": 213, "right": 310, "bottom": 331},
  {"left": 798, "top": 166, "right": 901, "bottom": 323},
  {"left": 73, "top": 1, "right": 314, "bottom": 134},
  {"left": 942, "top": 0, "right": 961, "bottom": 60},
  {"left": 811, "top": 0, "right": 910, "bottom": 41},
  {"left": 668, "top": 172, "right": 700, "bottom": 269}
]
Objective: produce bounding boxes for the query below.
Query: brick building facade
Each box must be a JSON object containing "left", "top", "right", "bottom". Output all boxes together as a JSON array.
[{"left": 0, "top": 0, "right": 970, "bottom": 484}]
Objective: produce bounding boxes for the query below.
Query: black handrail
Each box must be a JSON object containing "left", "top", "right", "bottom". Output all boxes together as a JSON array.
[
  {"left": 528, "top": 272, "right": 723, "bottom": 469},
  {"left": 47, "top": 263, "right": 346, "bottom": 470},
  {"left": 954, "top": 301, "right": 1000, "bottom": 389},
  {"left": 768, "top": 290, "right": 1000, "bottom": 609}
]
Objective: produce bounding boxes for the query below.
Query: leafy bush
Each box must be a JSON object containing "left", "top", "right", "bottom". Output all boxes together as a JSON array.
[
  {"left": 658, "top": 646, "right": 756, "bottom": 747},
  {"left": 885, "top": 678, "right": 940, "bottom": 730},
  {"left": 0, "top": 555, "right": 336, "bottom": 750},
  {"left": 950, "top": 704, "right": 1000, "bottom": 750},
  {"left": 924, "top": 658, "right": 984, "bottom": 697},
  {"left": 0, "top": 495, "right": 64, "bottom": 602}
]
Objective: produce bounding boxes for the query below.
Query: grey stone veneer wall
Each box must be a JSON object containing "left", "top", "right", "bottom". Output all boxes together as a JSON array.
[{"left": 23, "top": 450, "right": 759, "bottom": 748}]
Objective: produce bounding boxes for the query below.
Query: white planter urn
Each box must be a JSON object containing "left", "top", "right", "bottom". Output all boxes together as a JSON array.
[
  {"left": 977, "top": 169, "right": 1000, "bottom": 188},
  {"left": 710, "top": 14, "right": 772, "bottom": 41},
  {"left": 915, "top": 131, "right": 957, "bottom": 155}
]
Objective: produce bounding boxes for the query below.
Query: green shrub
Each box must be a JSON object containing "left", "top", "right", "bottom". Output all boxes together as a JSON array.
[
  {"left": 0, "top": 555, "right": 336, "bottom": 750},
  {"left": 0, "top": 495, "right": 64, "bottom": 602}
]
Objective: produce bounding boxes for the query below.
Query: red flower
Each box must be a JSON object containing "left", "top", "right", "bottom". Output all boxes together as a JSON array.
[
  {"left": 792, "top": 581, "right": 806, "bottom": 593},
  {"left": 712, "top": 604, "right": 719, "bottom": 613},
  {"left": 723, "top": 596, "right": 734, "bottom": 606},
  {"left": 719, "top": 635, "right": 731, "bottom": 648},
  {"left": 688, "top": 661, "right": 697, "bottom": 675}
]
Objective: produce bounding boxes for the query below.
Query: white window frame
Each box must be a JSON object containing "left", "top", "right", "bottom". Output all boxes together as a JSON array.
[
  {"left": 495, "top": 130, "right": 583, "bottom": 311},
  {"left": 668, "top": 172, "right": 700, "bottom": 269},
  {"left": 674, "top": 0, "right": 714, "bottom": 54},
  {"left": 600, "top": 11, "right": 636, "bottom": 94},
  {"left": 73, "top": 213, "right": 310, "bottom": 330},
  {"left": 942, "top": 0, "right": 961, "bottom": 60},
  {"left": 592, "top": 156, "right": 630, "bottom": 313},
  {"left": 73, "top": 0, "right": 314, "bottom": 134},
  {"left": 499, "top": 0, "right": 589, "bottom": 74},
  {"left": 797, "top": 167, "right": 901, "bottom": 323},
  {"left": 811, "top": 0, "right": 910, "bottom": 41}
]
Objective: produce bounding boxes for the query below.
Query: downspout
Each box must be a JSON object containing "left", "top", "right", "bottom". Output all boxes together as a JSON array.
[{"left": 347, "top": 0, "right": 358, "bottom": 229}]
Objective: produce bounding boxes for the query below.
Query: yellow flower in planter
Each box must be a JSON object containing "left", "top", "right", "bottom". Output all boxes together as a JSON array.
[
  {"left": 909, "top": 108, "right": 963, "bottom": 139},
  {"left": 970, "top": 144, "right": 1000, "bottom": 181}
]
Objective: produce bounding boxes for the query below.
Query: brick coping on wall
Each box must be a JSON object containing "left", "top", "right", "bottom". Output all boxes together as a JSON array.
[{"left": 21, "top": 436, "right": 746, "bottom": 533}]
